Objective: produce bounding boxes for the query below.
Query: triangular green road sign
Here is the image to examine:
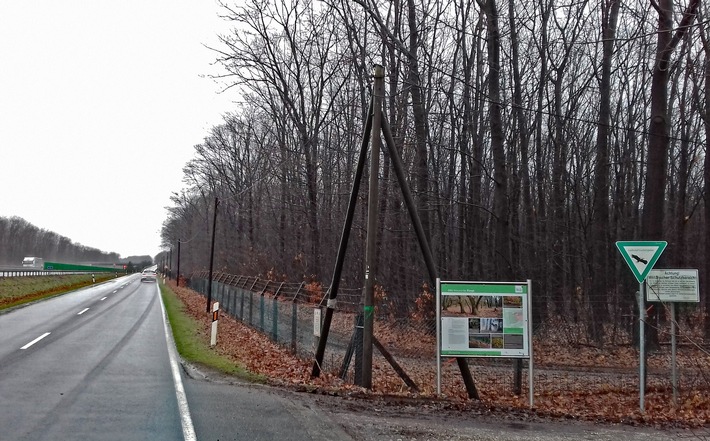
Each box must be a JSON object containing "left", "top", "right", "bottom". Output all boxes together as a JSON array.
[{"left": 616, "top": 241, "right": 667, "bottom": 283}]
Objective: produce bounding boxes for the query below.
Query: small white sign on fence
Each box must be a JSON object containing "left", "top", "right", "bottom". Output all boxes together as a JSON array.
[{"left": 313, "top": 308, "right": 321, "bottom": 337}]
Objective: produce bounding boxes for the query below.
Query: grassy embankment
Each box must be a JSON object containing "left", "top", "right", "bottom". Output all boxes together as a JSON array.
[
  {"left": 159, "top": 282, "right": 262, "bottom": 382},
  {"left": 0, "top": 274, "right": 116, "bottom": 311}
]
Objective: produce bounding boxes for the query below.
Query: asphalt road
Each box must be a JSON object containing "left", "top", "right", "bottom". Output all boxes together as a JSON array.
[
  {"left": 0, "top": 275, "right": 187, "bottom": 440},
  {"left": 0, "top": 275, "right": 353, "bottom": 441}
]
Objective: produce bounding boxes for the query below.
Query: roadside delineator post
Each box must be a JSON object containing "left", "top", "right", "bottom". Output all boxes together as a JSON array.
[{"left": 210, "top": 302, "right": 220, "bottom": 347}]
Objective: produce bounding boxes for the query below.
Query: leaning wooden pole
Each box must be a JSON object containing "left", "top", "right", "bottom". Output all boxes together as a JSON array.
[{"left": 381, "top": 113, "right": 479, "bottom": 399}]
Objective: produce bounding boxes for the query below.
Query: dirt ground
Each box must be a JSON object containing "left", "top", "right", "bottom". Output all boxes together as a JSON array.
[
  {"left": 184, "top": 361, "right": 694, "bottom": 441},
  {"left": 322, "top": 397, "right": 691, "bottom": 441}
]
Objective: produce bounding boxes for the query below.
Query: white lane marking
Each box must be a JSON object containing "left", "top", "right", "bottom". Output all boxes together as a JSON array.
[
  {"left": 113, "top": 290, "right": 118, "bottom": 293},
  {"left": 158, "top": 284, "right": 196, "bottom": 441},
  {"left": 77, "top": 308, "right": 90, "bottom": 315},
  {"left": 100, "top": 297, "right": 107, "bottom": 301},
  {"left": 21, "top": 332, "right": 51, "bottom": 350}
]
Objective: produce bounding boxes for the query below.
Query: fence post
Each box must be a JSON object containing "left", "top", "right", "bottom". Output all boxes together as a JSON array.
[
  {"left": 272, "top": 297, "right": 278, "bottom": 341},
  {"left": 291, "top": 299, "right": 298, "bottom": 354},
  {"left": 274, "top": 281, "right": 285, "bottom": 298},
  {"left": 240, "top": 288, "right": 245, "bottom": 320},
  {"left": 249, "top": 290, "right": 253, "bottom": 325},
  {"left": 260, "top": 294, "right": 265, "bottom": 331},
  {"left": 294, "top": 282, "right": 304, "bottom": 301},
  {"left": 258, "top": 281, "right": 270, "bottom": 331},
  {"left": 225, "top": 286, "right": 231, "bottom": 315}
]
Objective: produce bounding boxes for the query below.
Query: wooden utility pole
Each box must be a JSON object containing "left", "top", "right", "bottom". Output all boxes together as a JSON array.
[
  {"left": 176, "top": 240, "right": 181, "bottom": 287},
  {"left": 312, "top": 64, "right": 476, "bottom": 398},
  {"left": 360, "top": 65, "right": 385, "bottom": 388},
  {"left": 207, "top": 197, "right": 220, "bottom": 312},
  {"left": 311, "top": 99, "right": 374, "bottom": 378}
]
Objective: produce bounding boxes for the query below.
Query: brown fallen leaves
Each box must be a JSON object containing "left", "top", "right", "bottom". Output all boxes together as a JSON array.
[{"left": 167, "top": 281, "right": 710, "bottom": 430}]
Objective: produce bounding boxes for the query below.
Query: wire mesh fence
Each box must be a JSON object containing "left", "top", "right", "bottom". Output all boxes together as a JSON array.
[{"left": 187, "top": 271, "right": 710, "bottom": 410}]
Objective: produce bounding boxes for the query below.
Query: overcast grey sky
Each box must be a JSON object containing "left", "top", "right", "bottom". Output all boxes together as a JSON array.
[{"left": 0, "top": 1, "right": 234, "bottom": 259}]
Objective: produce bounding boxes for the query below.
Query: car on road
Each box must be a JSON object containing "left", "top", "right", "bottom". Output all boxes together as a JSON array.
[{"left": 140, "top": 269, "right": 157, "bottom": 282}]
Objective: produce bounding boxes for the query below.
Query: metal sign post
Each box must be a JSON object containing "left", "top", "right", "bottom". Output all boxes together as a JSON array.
[
  {"left": 616, "top": 241, "right": 667, "bottom": 413},
  {"left": 637, "top": 285, "right": 645, "bottom": 412},
  {"left": 671, "top": 302, "right": 677, "bottom": 404}
]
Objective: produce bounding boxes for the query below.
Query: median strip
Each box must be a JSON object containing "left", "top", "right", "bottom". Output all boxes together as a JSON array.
[{"left": 21, "top": 332, "right": 51, "bottom": 350}]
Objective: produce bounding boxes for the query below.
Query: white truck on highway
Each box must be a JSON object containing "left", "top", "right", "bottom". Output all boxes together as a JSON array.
[{"left": 22, "top": 257, "right": 44, "bottom": 268}]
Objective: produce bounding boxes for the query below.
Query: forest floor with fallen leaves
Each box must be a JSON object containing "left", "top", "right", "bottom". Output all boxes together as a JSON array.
[{"left": 165, "top": 280, "right": 710, "bottom": 433}]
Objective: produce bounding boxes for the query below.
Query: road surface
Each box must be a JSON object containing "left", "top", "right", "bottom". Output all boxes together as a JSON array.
[
  {"left": 0, "top": 276, "right": 188, "bottom": 440},
  {"left": 0, "top": 276, "right": 351, "bottom": 440}
]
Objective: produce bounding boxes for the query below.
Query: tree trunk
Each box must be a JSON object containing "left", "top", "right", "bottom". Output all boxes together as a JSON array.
[
  {"left": 642, "top": 0, "right": 699, "bottom": 348},
  {"left": 589, "top": 0, "right": 620, "bottom": 345},
  {"left": 478, "top": 0, "right": 511, "bottom": 279},
  {"left": 406, "top": 0, "right": 431, "bottom": 244},
  {"left": 533, "top": 0, "right": 552, "bottom": 325},
  {"left": 702, "top": 26, "right": 710, "bottom": 337}
]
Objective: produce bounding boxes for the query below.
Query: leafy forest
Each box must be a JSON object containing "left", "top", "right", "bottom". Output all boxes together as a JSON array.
[{"left": 159, "top": 0, "right": 709, "bottom": 345}]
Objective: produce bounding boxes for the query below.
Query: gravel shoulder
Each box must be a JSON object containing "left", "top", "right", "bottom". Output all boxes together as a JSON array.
[
  {"left": 309, "top": 393, "right": 691, "bottom": 441},
  {"left": 183, "top": 362, "right": 696, "bottom": 441}
]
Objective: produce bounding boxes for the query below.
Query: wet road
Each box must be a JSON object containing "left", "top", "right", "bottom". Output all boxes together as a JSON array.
[
  {"left": 0, "top": 275, "right": 352, "bottom": 441},
  {"left": 0, "top": 276, "right": 187, "bottom": 441}
]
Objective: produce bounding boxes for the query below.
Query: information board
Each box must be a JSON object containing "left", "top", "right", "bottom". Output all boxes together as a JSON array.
[
  {"left": 646, "top": 269, "right": 699, "bottom": 303},
  {"left": 437, "top": 281, "right": 531, "bottom": 358}
]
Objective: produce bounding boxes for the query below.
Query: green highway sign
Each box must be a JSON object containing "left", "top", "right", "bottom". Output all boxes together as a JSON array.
[{"left": 616, "top": 241, "right": 667, "bottom": 283}]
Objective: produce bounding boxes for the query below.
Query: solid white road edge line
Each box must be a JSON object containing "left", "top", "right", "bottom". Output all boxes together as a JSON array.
[
  {"left": 20, "top": 332, "right": 51, "bottom": 350},
  {"left": 77, "top": 308, "right": 90, "bottom": 315},
  {"left": 157, "top": 283, "right": 197, "bottom": 441}
]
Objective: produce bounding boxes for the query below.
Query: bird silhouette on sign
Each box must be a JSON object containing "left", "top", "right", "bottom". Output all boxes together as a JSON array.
[{"left": 631, "top": 254, "right": 648, "bottom": 264}]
